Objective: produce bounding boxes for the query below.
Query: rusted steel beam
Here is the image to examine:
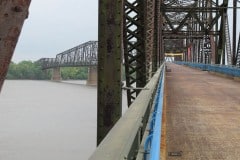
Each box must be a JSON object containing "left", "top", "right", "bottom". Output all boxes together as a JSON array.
[
  {"left": 145, "top": 0, "right": 155, "bottom": 80},
  {"left": 123, "top": 0, "right": 146, "bottom": 106},
  {"left": 153, "top": 0, "right": 161, "bottom": 73},
  {"left": 0, "top": 0, "right": 31, "bottom": 91},
  {"left": 97, "top": 0, "right": 123, "bottom": 145}
]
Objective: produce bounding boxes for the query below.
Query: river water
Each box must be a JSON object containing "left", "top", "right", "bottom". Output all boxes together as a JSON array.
[{"left": 0, "top": 80, "right": 127, "bottom": 160}]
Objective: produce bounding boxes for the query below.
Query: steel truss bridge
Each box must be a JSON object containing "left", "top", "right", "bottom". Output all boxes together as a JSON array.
[
  {"left": 1, "top": 0, "right": 240, "bottom": 160},
  {"left": 38, "top": 41, "right": 98, "bottom": 69}
]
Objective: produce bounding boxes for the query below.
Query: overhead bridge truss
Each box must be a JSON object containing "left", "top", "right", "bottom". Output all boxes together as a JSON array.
[
  {"left": 162, "top": 0, "right": 230, "bottom": 64},
  {"left": 38, "top": 41, "right": 98, "bottom": 69}
]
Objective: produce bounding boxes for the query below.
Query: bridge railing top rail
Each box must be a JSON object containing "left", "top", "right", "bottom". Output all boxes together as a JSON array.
[
  {"left": 89, "top": 64, "right": 165, "bottom": 160},
  {"left": 175, "top": 61, "right": 240, "bottom": 69}
]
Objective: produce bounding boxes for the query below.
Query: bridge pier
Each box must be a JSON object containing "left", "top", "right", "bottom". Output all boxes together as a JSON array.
[
  {"left": 51, "top": 67, "right": 61, "bottom": 81},
  {"left": 87, "top": 66, "right": 97, "bottom": 85}
]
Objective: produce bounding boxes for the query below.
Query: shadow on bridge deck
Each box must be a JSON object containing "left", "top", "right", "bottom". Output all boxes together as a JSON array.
[{"left": 165, "top": 63, "right": 240, "bottom": 160}]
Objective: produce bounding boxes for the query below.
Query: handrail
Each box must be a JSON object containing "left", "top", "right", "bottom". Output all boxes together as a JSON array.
[
  {"left": 175, "top": 61, "right": 240, "bottom": 77},
  {"left": 89, "top": 64, "right": 165, "bottom": 160},
  {"left": 144, "top": 65, "right": 165, "bottom": 160}
]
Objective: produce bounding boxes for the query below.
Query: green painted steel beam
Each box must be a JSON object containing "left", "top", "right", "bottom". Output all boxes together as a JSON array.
[
  {"left": 97, "top": 0, "right": 123, "bottom": 146},
  {"left": 123, "top": 0, "right": 147, "bottom": 106}
]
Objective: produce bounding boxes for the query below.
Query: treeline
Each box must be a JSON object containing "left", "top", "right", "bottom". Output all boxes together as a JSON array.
[
  {"left": 6, "top": 61, "right": 88, "bottom": 80},
  {"left": 6, "top": 61, "right": 51, "bottom": 80}
]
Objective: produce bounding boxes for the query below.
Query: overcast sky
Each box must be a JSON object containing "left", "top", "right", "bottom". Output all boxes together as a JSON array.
[
  {"left": 13, "top": 0, "right": 98, "bottom": 62},
  {"left": 12, "top": 1, "right": 239, "bottom": 63}
]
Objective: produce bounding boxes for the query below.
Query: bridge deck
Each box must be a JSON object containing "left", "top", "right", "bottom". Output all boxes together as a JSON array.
[{"left": 165, "top": 63, "right": 240, "bottom": 160}]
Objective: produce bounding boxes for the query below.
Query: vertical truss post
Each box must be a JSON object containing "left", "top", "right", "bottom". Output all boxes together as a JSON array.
[
  {"left": 207, "top": 0, "right": 214, "bottom": 64},
  {"left": 123, "top": 0, "right": 146, "bottom": 106},
  {"left": 217, "top": 0, "right": 228, "bottom": 64},
  {"left": 0, "top": 0, "right": 31, "bottom": 91},
  {"left": 145, "top": 0, "right": 155, "bottom": 80},
  {"left": 215, "top": 0, "right": 219, "bottom": 64},
  {"left": 97, "top": 0, "right": 123, "bottom": 145},
  {"left": 153, "top": 0, "right": 161, "bottom": 73},
  {"left": 158, "top": 0, "right": 163, "bottom": 63},
  {"left": 218, "top": 14, "right": 226, "bottom": 64},
  {"left": 159, "top": 11, "right": 164, "bottom": 64},
  {"left": 236, "top": 32, "right": 240, "bottom": 66},
  {"left": 232, "top": 0, "right": 237, "bottom": 65},
  {"left": 218, "top": 12, "right": 229, "bottom": 65}
]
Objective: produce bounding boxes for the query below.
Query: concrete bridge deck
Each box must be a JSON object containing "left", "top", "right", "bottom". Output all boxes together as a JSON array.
[{"left": 165, "top": 63, "right": 240, "bottom": 160}]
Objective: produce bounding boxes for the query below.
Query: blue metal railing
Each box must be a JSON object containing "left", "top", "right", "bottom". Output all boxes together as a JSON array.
[
  {"left": 175, "top": 61, "right": 240, "bottom": 77},
  {"left": 144, "top": 65, "right": 165, "bottom": 160}
]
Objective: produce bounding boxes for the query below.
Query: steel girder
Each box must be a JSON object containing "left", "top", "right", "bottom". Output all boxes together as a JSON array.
[
  {"left": 0, "top": 0, "right": 31, "bottom": 91},
  {"left": 161, "top": 0, "right": 229, "bottom": 64},
  {"left": 97, "top": 0, "right": 123, "bottom": 145},
  {"left": 38, "top": 41, "right": 98, "bottom": 69}
]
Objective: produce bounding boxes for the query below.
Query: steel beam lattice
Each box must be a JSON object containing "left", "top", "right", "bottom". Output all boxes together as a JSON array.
[
  {"left": 225, "top": 15, "right": 232, "bottom": 65},
  {"left": 123, "top": 0, "right": 147, "bottom": 106}
]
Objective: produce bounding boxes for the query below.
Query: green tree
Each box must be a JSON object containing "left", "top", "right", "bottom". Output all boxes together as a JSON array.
[{"left": 61, "top": 67, "right": 88, "bottom": 80}]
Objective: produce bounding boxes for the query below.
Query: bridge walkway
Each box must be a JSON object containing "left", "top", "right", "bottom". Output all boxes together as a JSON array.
[{"left": 165, "top": 63, "right": 240, "bottom": 160}]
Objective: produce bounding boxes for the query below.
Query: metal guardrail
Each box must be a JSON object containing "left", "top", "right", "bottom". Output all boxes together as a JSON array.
[
  {"left": 89, "top": 64, "right": 165, "bottom": 160},
  {"left": 175, "top": 61, "right": 240, "bottom": 77},
  {"left": 143, "top": 65, "right": 165, "bottom": 160}
]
